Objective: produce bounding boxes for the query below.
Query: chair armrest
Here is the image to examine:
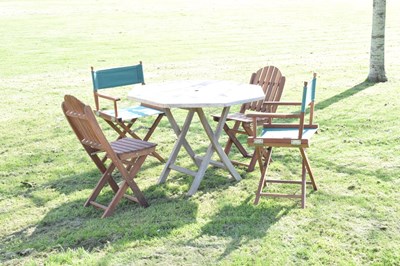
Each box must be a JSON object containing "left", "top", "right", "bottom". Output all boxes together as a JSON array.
[
  {"left": 96, "top": 93, "right": 121, "bottom": 102},
  {"left": 95, "top": 92, "right": 121, "bottom": 118}
]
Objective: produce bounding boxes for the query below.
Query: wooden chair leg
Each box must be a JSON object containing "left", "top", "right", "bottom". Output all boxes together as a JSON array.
[
  {"left": 101, "top": 154, "right": 150, "bottom": 218},
  {"left": 223, "top": 123, "right": 249, "bottom": 157},
  {"left": 125, "top": 155, "right": 149, "bottom": 207},
  {"left": 102, "top": 181, "right": 130, "bottom": 218},
  {"left": 142, "top": 114, "right": 163, "bottom": 141},
  {"left": 301, "top": 156, "right": 307, "bottom": 208},
  {"left": 299, "top": 148, "right": 318, "bottom": 191},
  {"left": 85, "top": 163, "right": 116, "bottom": 207},
  {"left": 254, "top": 147, "right": 272, "bottom": 205},
  {"left": 85, "top": 150, "right": 120, "bottom": 192},
  {"left": 248, "top": 152, "right": 258, "bottom": 172},
  {"left": 248, "top": 144, "right": 271, "bottom": 172},
  {"left": 224, "top": 120, "right": 241, "bottom": 155}
]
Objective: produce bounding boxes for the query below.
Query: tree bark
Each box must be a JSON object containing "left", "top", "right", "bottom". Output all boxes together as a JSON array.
[{"left": 368, "top": 0, "right": 387, "bottom": 82}]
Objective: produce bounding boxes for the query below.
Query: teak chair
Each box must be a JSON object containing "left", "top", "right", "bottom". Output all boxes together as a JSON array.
[
  {"left": 62, "top": 95, "right": 157, "bottom": 218},
  {"left": 247, "top": 73, "right": 318, "bottom": 208},
  {"left": 213, "top": 66, "right": 286, "bottom": 172},
  {"left": 91, "top": 61, "right": 164, "bottom": 162}
]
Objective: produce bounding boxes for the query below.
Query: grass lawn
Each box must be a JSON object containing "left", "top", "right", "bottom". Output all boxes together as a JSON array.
[{"left": 1, "top": 0, "right": 400, "bottom": 265}]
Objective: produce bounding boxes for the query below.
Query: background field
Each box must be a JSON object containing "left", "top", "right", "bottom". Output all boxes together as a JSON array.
[{"left": 1, "top": 0, "right": 399, "bottom": 265}]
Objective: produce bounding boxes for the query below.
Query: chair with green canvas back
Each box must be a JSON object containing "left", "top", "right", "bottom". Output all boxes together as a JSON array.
[
  {"left": 212, "top": 66, "right": 286, "bottom": 172},
  {"left": 247, "top": 73, "right": 318, "bottom": 208},
  {"left": 91, "top": 61, "right": 164, "bottom": 162},
  {"left": 62, "top": 95, "right": 156, "bottom": 218}
]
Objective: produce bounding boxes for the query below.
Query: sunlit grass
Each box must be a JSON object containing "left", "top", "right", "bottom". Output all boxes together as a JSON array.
[{"left": 1, "top": 0, "right": 400, "bottom": 265}]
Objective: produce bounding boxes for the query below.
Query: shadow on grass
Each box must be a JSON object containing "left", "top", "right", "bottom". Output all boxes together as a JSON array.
[
  {"left": 315, "top": 80, "right": 375, "bottom": 111},
  {"left": 41, "top": 159, "right": 162, "bottom": 197},
  {"left": 317, "top": 157, "right": 396, "bottom": 182},
  {"left": 185, "top": 196, "right": 295, "bottom": 261},
  {"left": 1, "top": 183, "right": 198, "bottom": 263}
]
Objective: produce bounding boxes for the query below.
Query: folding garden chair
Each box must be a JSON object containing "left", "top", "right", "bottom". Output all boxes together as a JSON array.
[
  {"left": 91, "top": 61, "right": 164, "bottom": 162},
  {"left": 62, "top": 95, "right": 157, "bottom": 218},
  {"left": 212, "top": 66, "right": 286, "bottom": 172},
  {"left": 247, "top": 73, "right": 318, "bottom": 208}
]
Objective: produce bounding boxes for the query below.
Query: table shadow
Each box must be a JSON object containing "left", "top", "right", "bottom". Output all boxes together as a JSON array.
[{"left": 183, "top": 195, "right": 296, "bottom": 261}]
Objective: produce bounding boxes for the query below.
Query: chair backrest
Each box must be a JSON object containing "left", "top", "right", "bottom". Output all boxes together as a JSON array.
[
  {"left": 298, "top": 73, "right": 317, "bottom": 138},
  {"left": 301, "top": 73, "right": 317, "bottom": 125},
  {"left": 301, "top": 73, "right": 317, "bottom": 113},
  {"left": 243, "top": 66, "right": 286, "bottom": 113},
  {"left": 62, "top": 95, "right": 113, "bottom": 154},
  {"left": 91, "top": 62, "right": 145, "bottom": 92}
]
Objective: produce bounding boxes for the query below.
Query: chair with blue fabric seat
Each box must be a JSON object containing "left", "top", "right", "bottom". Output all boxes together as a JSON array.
[
  {"left": 247, "top": 73, "right": 318, "bottom": 208},
  {"left": 91, "top": 62, "right": 164, "bottom": 162}
]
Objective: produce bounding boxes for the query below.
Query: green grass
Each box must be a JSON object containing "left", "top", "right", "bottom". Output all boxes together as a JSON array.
[{"left": 1, "top": 0, "right": 400, "bottom": 265}]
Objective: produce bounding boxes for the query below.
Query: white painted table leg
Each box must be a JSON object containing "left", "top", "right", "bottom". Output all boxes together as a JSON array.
[
  {"left": 197, "top": 107, "right": 241, "bottom": 181},
  {"left": 164, "top": 108, "right": 199, "bottom": 166},
  {"left": 158, "top": 109, "right": 195, "bottom": 184},
  {"left": 187, "top": 107, "right": 241, "bottom": 196}
]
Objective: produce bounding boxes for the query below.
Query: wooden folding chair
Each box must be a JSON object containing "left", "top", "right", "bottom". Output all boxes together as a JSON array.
[
  {"left": 213, "top": 66, "right": 286, "bottom": 172},
  {"left": 91, "top": 61, "right": 164, "bottom": 162},
  {"left": 62, "top": 95, "right": 156, "bottom": 218},
  {"left": 247, "top": 73, "right": 318, "bottom": 208}
]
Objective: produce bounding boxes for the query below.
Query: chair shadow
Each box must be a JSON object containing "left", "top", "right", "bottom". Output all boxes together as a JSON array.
[
  {"left": 315, "top": 80, "right": 375, "bottom": 111},
  {"left": 1, "top": 183, "right": 198, "bottom": 263},
  {"left": 40, "top": 159, "right": 162, "bottom": 198},
  {"left": 184, "top": 196, "right": 296, "bottom": 261}
]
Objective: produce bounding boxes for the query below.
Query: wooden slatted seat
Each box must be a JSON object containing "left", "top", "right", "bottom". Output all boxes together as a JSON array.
[{"left": 62, "top": 95, "right": 156, "bottom": 218}]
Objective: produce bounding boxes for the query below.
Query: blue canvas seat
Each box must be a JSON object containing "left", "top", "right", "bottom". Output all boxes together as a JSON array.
[
  {"left": 259, "top": 127, "right": 317, "bottom": 142},
  {"left": 247, "top": 73, "right": 318, "bottom": 208},
  {"left": 98, "top": 105, "right": 163, "bottom": 122},
  {"left": 91, "top": 62, "right": 164, "bottom": 162}
]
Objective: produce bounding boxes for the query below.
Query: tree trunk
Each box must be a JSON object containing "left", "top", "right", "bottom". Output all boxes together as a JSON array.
[{"left": 368, "top": 0, "right": 387, "bottom": 82}]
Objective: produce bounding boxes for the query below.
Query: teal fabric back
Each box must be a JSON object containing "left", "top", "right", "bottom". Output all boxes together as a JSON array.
[
  {"left": 92, "top": 64, "right": 145, "bottom": 91},
  {"left": 301, "top": 76, "right": 316, "bottom": 112}
]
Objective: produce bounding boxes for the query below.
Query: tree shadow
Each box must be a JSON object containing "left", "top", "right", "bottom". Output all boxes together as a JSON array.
[
  {"left": 317, "top": 157, "right": 396, "bottom": 182},
  {"left": 1, "top": 183, "right": 198, "bottom": 263},
  {"left": 184, "top": 196, "right": 296, "bottom": 261},
  {"left": 315, "top": 80, "right": 375, "bottom": 111}
]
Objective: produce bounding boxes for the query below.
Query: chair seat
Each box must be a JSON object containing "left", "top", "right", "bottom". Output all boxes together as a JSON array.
[
  {"left": 110, "top": 138, "right": 157, "bottom": 160},
  {"left": 100, "top": 105, "right": 163, "bottom": 121},
  {"left": 260, "top": 127, "right": 317, "bottom": 140}
]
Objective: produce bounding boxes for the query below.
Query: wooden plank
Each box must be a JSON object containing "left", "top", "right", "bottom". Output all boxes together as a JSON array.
[
  {"left": 169, "top": 164, "right": 197, "bottom": 176},
  {"left": 89, "top": 201, "right": 107, "bottom": 210},
  {"left": 259, "top": 193, "right": 302, "bottom": 199}
]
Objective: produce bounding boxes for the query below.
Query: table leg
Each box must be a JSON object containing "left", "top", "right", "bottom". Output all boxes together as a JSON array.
[
  {"left": 163, "top": 108, "right": 199, "bottom": 166},
  {"left": 187, "top": 107, "right": 241, "bottom": 196},
  {"left": 158, "top": 109, "right": 196, "bottom": 184}
]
